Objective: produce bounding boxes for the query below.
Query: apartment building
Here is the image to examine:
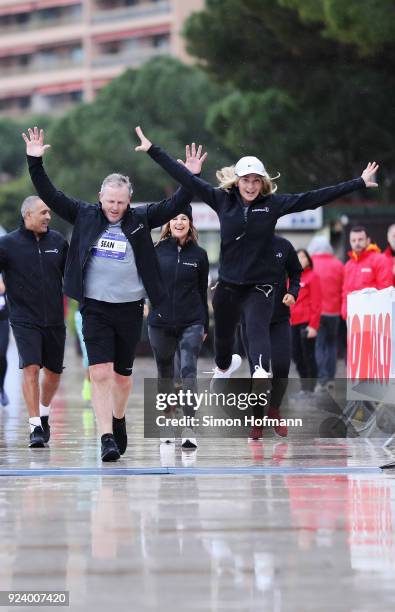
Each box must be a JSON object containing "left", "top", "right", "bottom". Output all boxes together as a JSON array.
[{"left": 0, "top": 0, "right": 203, "bottom": 116}]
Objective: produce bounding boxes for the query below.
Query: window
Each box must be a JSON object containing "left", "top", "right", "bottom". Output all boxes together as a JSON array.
[{"left": 152, "top": 33, "right": 170, "bottom": 48}]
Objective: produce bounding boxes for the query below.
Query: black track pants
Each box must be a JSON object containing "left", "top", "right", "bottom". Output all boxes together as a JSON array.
[{"left": 213, "top": 281, "right": 274, "bottom": 372}]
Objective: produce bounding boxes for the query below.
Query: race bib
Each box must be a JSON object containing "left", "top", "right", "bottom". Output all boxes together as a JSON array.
[{"left": 92, "top": 231, "right": 127, "bottom": 260}]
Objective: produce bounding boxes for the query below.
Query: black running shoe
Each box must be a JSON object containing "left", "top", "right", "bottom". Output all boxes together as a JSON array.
[
  {"left": 29, "top": 426, "right": 45, "bottom": 448},
  {"left": 101, "top": 433, "right": 121, "bottom": 462},
  {"left": 112, "top": 416, "right": 127, "bottom": 455},
  {"left": 41, "top": 416, "right": 50, "bottom": 443}
]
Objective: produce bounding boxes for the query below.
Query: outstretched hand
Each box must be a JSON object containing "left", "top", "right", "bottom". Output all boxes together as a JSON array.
[
  {"left": 177, "top": 143, "right": 207, "bottom": 175},
  {"left": 135, "top": 126, "right": 152, "bottom": 152},
  {"left": 22, "top": 127, "right": 51, "bottom": 157},
  {"left": 361, "top": 161, "right": 379, "bottom": 188}
]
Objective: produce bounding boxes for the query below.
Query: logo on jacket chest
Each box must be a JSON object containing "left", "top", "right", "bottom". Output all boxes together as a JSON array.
[
  {"left": 252, "top": 207, "right": 270, "bottom": 213},
  {"left": 182, "top": 261, "right": 198, "bottom": 268}
]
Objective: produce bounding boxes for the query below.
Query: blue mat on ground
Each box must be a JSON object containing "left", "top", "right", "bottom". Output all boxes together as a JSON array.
[{"left": 0, "top": 466, "right": 383, "bottom": 476}]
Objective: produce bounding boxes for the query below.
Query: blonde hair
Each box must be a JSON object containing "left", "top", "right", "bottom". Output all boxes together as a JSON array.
[
  {"left": 216, "top": 165, "right": 279, "bottom": 195},
  {"left": 157, "top": 218, "right": 199, "bottom": 245}
]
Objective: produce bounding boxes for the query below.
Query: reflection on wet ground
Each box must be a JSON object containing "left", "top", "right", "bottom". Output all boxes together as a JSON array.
[{"left": 1, "top": 337, "right": 395, "bottom": 611}]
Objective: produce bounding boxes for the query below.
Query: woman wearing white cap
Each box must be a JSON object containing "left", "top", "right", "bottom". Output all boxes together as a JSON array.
[{"left": 135, "top": 126, "right": 378, "bottom": 378}]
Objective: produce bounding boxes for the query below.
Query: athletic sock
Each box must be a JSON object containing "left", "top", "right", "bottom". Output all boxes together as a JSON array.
[
  {"left": 29, "top": 416, "right": 42, "bottom": 433},
  {"left": 39, "top": 403, "right": 50, "bottom": 418}
]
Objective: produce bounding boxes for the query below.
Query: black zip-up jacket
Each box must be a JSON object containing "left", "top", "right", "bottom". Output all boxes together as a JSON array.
[
  {"left": 148, "top": 237, "right": 209, "bottom": 332},
  {"left": 27, "top": 149, "right": 192, "bottom": 306},
  {"left": 271, "top": 235, "right": 302, "bottom": 323},
  {"left": 0, "top": 225, "right": 68, "bottom": 326},
  {"left": 146, "top": 145, "right": 367, "bottom": 284}
]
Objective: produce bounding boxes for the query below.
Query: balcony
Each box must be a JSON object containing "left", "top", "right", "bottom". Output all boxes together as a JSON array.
[
  {"left": 92, "top": 0, "right": 170, "bottom": 24},
  {"left": 0, "top": 11, "right": 82, "bottom": 35},
  {"left": 92, "top": 44, "right": 170, "bottom": 68},
  {"left": 0, "top": 56, "right": 83, "bottom": 76}
]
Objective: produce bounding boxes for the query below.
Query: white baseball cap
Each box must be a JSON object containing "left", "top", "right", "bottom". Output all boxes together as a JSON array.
[{"left": 235, "top": 156, "right": 267, "bottom": 177}]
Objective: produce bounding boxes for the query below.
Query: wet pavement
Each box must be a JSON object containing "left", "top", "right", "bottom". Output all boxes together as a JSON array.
[{"left": 1, "top": 334, "right": 395, "bottom": 611}]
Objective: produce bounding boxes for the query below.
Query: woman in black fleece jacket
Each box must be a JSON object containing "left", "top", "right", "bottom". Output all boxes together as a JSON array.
[
  {"left": 148, "top": 206, "right": 209, "bottom": 449},
  {"left": 136, "top": 126, "right": 379, "bottom": 379}
]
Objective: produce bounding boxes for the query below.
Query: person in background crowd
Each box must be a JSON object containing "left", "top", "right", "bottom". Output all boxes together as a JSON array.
[
  {"left": 308, "top": 236, "right": 344, "bottom": 391},
  {"left": 290, "top": 249, "right": 322, "bottom": 393},
  {"left": 383, "top": 224, "right": 395, "bottom": 286},
  {"left": 0, "top": 275, "right": 10, "bottom": 406},
  {"left": 342, "top": 226, "right": 392, "bottom": 320}
]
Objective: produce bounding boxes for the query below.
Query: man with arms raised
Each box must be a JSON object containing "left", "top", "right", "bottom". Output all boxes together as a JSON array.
[{"left": 23, "top": 127, "right": 205, "bottom": 461}]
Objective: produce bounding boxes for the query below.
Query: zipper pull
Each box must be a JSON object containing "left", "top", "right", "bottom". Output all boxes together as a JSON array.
[
  {"left": 130, "top": 223, "right": 143, "bottom": 236},
  {"left": 236, "top": 232, "right": 246, "bottom": 241}
]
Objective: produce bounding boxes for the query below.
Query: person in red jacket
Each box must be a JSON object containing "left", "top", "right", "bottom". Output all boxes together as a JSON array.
[
  {"left": 308, "top": 236, "right": 344, "bottom": 391},
  {"left": 383, "top": 224, "right": 395, "bottom": 287},
  {"left": 342, "top": 226, "right": 393, "bottom": 320},
  {"left": 290, "top": 249, "right": 322, "bottom": 392}
]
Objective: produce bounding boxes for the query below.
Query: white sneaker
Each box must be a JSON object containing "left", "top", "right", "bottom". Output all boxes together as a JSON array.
[
  {"left": 212, "top": 354, "right": 242, "bottom": 379},
  {"left": 181, "top": 427, "right": 198, "bottom": 449},
  {"left": 252, "top": 355, "right": 271, "bottom": 379}
]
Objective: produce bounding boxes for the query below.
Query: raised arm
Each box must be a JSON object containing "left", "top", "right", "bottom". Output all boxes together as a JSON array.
[
  {"left": 22, "top": 127, "right": 81, "bottom": 225},
  {"left": 146, "top": 187, "right": 193, "bottom": 230},
  {"left": 146, "top": 141, "right": 210, "bottom": 228},
  {"left": 277, "top": 162, "right": 379, "bottom": 217},
  {"left": 135, "top": 126, "right": 221, "bottom": 211}
]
